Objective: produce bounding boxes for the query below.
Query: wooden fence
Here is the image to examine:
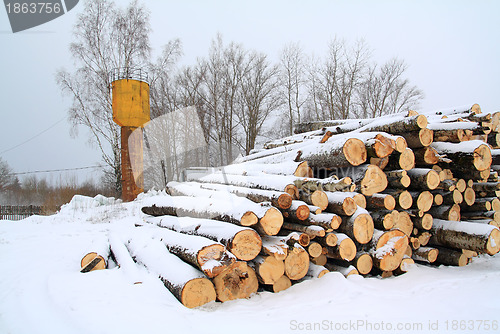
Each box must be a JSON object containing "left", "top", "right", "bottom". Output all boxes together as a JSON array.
[{"left": 0, "top": 205, "right": 44, "bottom": 221}]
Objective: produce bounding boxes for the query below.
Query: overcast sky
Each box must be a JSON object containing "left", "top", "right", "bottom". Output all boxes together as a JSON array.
[{"left": 0, "top": 0, "right": 499, "bottom": 184}]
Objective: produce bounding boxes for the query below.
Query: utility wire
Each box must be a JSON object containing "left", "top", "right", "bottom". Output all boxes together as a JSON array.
[
  {"left": 0, "top": 117, "right": 66, "bottom": 155},
  {"left": 11, "top": 165, "right": 105, "bottom": 176}
]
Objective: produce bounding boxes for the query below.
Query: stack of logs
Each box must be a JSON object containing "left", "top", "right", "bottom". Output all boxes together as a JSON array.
[{"left": 81, "top": 103, "right": 500, "bottom": 308}]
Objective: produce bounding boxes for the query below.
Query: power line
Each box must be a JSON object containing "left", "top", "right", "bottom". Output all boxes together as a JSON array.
[
  {"left": 0, "top": 117, "right": 66, "bottom": 155},
  {"left": 11, "top": 165, "right": 105, "bottom": 176}
]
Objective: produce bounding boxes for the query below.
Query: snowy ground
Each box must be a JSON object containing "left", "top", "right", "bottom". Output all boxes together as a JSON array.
[{"left": 1, "top": 194, "right": 499, "bottom": 334}]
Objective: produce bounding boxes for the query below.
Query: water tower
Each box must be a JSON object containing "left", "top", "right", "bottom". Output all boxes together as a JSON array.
[{"left": 110, "top": 68, "right": 150, "bottom": 201}]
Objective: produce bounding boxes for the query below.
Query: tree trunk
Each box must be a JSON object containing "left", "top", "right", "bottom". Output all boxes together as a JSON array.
[
  {"left": 325, "top": 263, "right": 359, "bottom": 277},
  {"left": 335, "top": 164, "right": 388, "bottom": 196},
  {"left": 282, "top": 221, "right": 326, "bottom": 238},
  {"left": 400, "top": 128, "right": 433, "bottom": 148},
  {"left": 370, "top": 210, "right": 398, "bottom": 230},
  {"left": 325, "top": 192, "right": 357, "bottom": 216},
  {"left": 412, "top": 246, "right": 439, "bottom": 263},
  {"left": 385, "top": 169, "right": 411, "bottom": 189},
  {"left": 283, "top": 244, "right": 310, "bottom": 280},
  {"left": 428, "top": 204, "right": 461, "bottom": 221},
  {"left": 287, "top": 212, "right": 342, "bottom": 230},
  {"left": 413, "top": 146, "right": 440, "bottom": 166},
  {"left": 324, "top": 233, "right": 357, "bottom": 261},
  {"left": 386, "top": 148, "right": 415, "bottom": 171},
  {"left": 365, "top": 193, "right": 396, "bottom": 210},
  {"left": 406, "top": 168, "right": 440, "bottom": 190},
  {"left": 432, "top": 141, "right": 492, "bottom": 172},
  {"left": 280, "top": 200, "right": 310, "bottom": 221},
  {"left": 384, "top": 189, "right": 413, "bottom": 210},
  {"left": 433, "top": 246, "right": 468, "bottom": 266},
  {"left": 409, "top": 190, "right": 434, "bottom": 212}
]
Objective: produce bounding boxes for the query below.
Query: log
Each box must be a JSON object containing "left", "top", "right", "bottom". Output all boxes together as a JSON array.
[
  {"left": 409, "top": 190, "right": 434, "bottom": 212},
  {"left": 182, "top": 181, "right": 293, "bottom": 210},
  {"left": 385, "top": 169, "right": 411, "bottom": 189},
  {"left": 335, "top": 164, "right": 388, "bottom": 196},
  {"left": 400, "top": 128, "right": 433, "bottom": 148},
  {"left": 461, "top": 197, "right": 492, "bottom": 212},
  {"left": 281, "top": 200, "right": 310, "bottom": 221},
  {"left": 288, "top": 212, "right": 342, "bottom": 230},
  {"left": 150, "top": 225, "right": 236, "bottom": 278},
  {"left": 141, "top": 196, "right": 259, "bottom": 227},
  {"left": 412, "top": 246, "right": 439, "bottom": 263},
  {"left": 298, "top": 137, "right": 368, "bottom": 168},
  {"left": 394, "top": 256, "right": 415, "bottom": 275},
  {"left": 410, "top": 212, "right": 433, "bottom": 231},
  {"left": 310, "top": 254, "right": 328, "bottom": 266},
  {"left": 406, "top": 168, "right": 440, "bottom": 190},
  {"left": 430, "top": 219, "right": 500, "bottom": 255},
  {"left": 386, "top": 148, "right": 415, "bottom": 171},
  {"left": 365, "top": 133, "right": 395, "bottom": 158},
  {"left": 370, "top": 210, "right": 398, "bottom": 230},
  {"left": 282, "top": 222, "right": 325, "bottom": 238},
  {"left": 250, "top": 255, "right": 285, "bottom": 285},
  {"left": 384, "top": 189, "right": 413, "bottom": 210},
  {"left": 212, "top": 261, "right": 259, "bottom": 302},
  {"left": 299, "top": 189, "right": 328, "bottom": 210},
  {"left": 432, "top": 141, "right": 492, "bottom": 172},
  {"left": 307, "top": 241, "right": 324, "bottom": 258},
  {"left": 330, "top": 251, "right": 373, "bottom": 275},
  {"left": 267, "top": 275, "right": 292, "bottom": 293},
  {"left": 189, "top": 172, "right": 300, "bottom": 199},
  {"left": 261, "top": 236, "right": 288, "bottom": 261},
  {"left": 433, "top": 246, "right": 468, "bottom": 266},
  {"left": 370, "top": 156, "right": 390, "bottom": 170},
  {"left": 414, "top": 145, "right": 441, "bottom": 167},
  {"left": 365, "top": 193, "right": 396, "bottom": 211},
  {"left": 435, "top": 189, "right": 463, "bottom": 205},
  {"left": 80, "top": 238, "right": 110, "bottom": 273},
  {"left": 324, "top": 233, "right": 357, "bottom": 261},
  {"left": 428, "top": 204, "right": 461, "bottom": 221},
  {"left": 339, "top": 207, "right": 374, "bottom": 244},
  {"left": 365, "top": 114, "right": 428, "bottom": 134},
  {"left": 324, "top": 192, "right": 357, "bottom": 216},
  {"left": 284, "top": 244, "right": 310, "bottom": 280},
  {"left": 325, "top": 263, "right": 359, "bottom": 277},
  {"left": 316, "top": 232, "right": 339, "bottom": 247},
  {"left": 460, "top": 210, "right": 500, "bottom": 223},
  {"left": 369, "top": 229, "right": 408, "bottom": 272},
  {"left": 305, "top": 263, "right": 330, "bottom": 279},
  {"left": 431, "top": 128, "right": 469, "bottom": 143},
  {"left": 296, "top": 177, "right": 353, "bottom": 193},
  {"left": 126, "top": 235, "right": 216, "bottom": 308},
  {"left": 394, "top": 211, "right": 414, "bottom": 237},
  {"left": 145, "top": 216, "right": 262, "bottom": 261}
]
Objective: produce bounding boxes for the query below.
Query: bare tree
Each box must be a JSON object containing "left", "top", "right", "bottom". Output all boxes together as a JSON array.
[
  {"left": 279, "top": 42, "right": 308, "bottom": 135},
  {"left": 358, "top": 58, "right": 424, "bottom": 117},
  {"left": 56, "top": 0, "right": 151, "bottom": 195},
  {"left": 0, "top": 158, "right": 14, "bottom": 191},
  {"left": 237, "top": 51, "right": 282, "bottom": 155}
]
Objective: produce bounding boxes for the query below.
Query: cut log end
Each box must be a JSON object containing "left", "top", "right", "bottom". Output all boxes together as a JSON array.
[
  {"left": 399, "top": 148, "right": 416, "bottom": 171},
  {"left": 259, "top": 208, "right": 284, "bottom": 236},
  {"left": 360, "top": 165, "right": 388, "bottom": 196},
  {"left": 353, "top": 213, "right": 375, "bottom": 244},
  {"left": 343, "top": 138, "right": 368, "bottom": 166},
  {"left": 230, "top": 230, "right": 263, "bottom": 261},
  {"left": 212, "top": 261, "right": 259, "bottom": 302},
  {"left": 181, "top": 278, "right": 217, "bottom": 309},
  {"left": 473, "top": 144, "right": 492, "bottom": 171},
  {"left": 197, "top": 244, "right": 233, "bottom": 278},
  {"left": 241, "top": 211, "right": 259, "bottom": 227},
  {"left": 294, "top": 161, "right": 313, "bottom": 178},
  {"left": 419, "top": 128, "right": 434, "bottom": 147},
  {"left": 80, "top": 252, "right": 106, "bottom": 273},
  {"left": 337, "top": 237, "right": 357, "bottom": 261},
  {"left": 277, "top": 194, "right": 293, "bottom": 210},
  {"left": 284, "top": 246, "right": 310, "bottom": 280},
  {"left": 271, "top": 275, "right": 292, "bottom": 292},
  {"left": 416, "top": 114, "right": 428, "bottom": 129},
  {"left": 372, "top": 229, "right": 409, "bottom": 272},
  {"left": 355, "top": 253, "right": 374, "bottom": 275},
  {"left": 486, "top": 228, "right": 500, "bottom": 255},
  {"left": 311, "top": 190, "right": 328, "bottom": 210}
]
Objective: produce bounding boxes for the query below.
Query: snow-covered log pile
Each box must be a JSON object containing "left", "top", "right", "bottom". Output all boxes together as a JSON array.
[{"left": 80, "top": 103, "right": 500, "bottom": 308}]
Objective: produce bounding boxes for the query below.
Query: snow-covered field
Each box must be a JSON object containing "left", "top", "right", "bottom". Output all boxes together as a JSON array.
[{"left": 1, "top": 194, "right": 499, "bottom": 334}]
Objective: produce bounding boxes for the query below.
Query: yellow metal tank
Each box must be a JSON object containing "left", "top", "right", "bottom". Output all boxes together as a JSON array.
[{"left": 112, "top": 79, "right": 150, "bottom": 128}]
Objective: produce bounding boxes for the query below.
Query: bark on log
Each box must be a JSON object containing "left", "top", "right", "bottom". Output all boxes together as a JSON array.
[
  {"left": 305, "top": 263, "right": 330, "bottom": 279},
  {"left": 325, "top": 263, "right": 359, "bottom": 277},
  {"left": 386, "top": 148, "right": 416, "bottom": 171},
  {"left": 365, "top": 193, "right": 396, "bottom": 211},
  {"left": 299, "top": 189, "right": 329, "bottom": 210},
  {"left": 460, "top": 197, "right": 492, "bottom": 212},
  {"left": 126, "top": 235, "right": 217, "bottom": 308},
  {"left": 80, "top": 239, "right": 110, "bottom": 272},
  {"left": 430, "top": 219, "right": 500, "bottom": 255},
  {"left": 145, "top": 216, "right": 262, "bottom": 261},
  {"left": 316, "top": 232, "right": 339, "bottom": 247},
  {"left": 428, "top": 204, "right": 461, "bottom": 221},
  {"left": 280, "top": 200, "right": 310, "bottom": 221},
  {"left": 406, "top": 168, "right": 440, "bottom": 191},
  {"left": 410, "top": 212, "right": 433, "bottom": 231},
  {"left": 288, "top": 212, "right": 342, "bottom": 230},
  {"left": 365, "top": 114, "right": 428, "bottom": 134},
  {"left": 432, "top": 141, "right": 492, "bottom": 172},
  {"left": 433, "top": 246, "right": 468, "bottom": 266},
  {"left": 339, "top": 207, "right": 374, "bottom": 244},
  {"left": 414, "top": 146, "right": 441, "bottom": 166},
  {"left": 212, "top": 261, "right": 259, "bottom": 302},
  {"left": 385, "top": 169, "right": 411, "bottom": 189},
  {"left": 370, "top": 210, "right": 398, "bottom": 230},
  {"left": 282, "top": 222, "right": 326, "bottom": 238},
  {"left": 298, "top": 137, "right": 368, "bottom": 168},
  {"left": 412, "top": 247, "right": 439, "bottom": 263}
]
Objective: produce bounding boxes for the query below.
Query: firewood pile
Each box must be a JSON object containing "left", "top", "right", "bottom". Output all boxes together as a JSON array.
[{"left": 80, "top": 103, "right": 500, "bottom": 309}]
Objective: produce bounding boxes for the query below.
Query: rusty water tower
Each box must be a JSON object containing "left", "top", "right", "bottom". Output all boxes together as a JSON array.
[{"left": 111, "top": 68, "right": 150, "bottom": 201}]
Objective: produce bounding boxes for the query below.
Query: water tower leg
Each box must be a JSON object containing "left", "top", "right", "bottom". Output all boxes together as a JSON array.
[{"left": 121, "top": 126, "right": 144, "bottom": 201}]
